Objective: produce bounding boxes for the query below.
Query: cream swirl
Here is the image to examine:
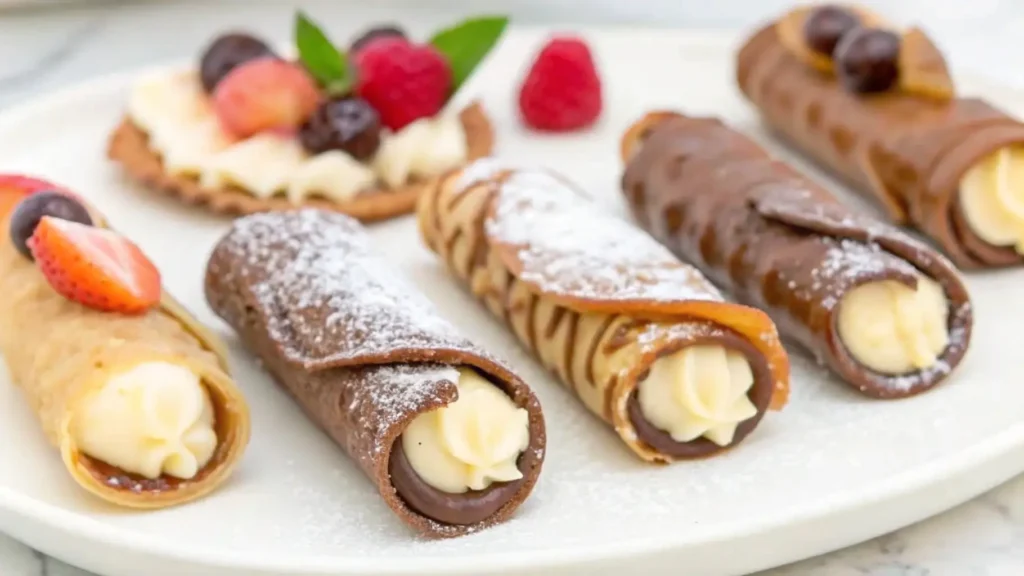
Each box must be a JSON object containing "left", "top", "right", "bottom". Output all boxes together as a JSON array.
[
  {"left": 71, "top": 362, "right": 217, "bottom": 480},
  {"left": 960, "top": 146, "right": 1024, "bottom": 254},
  {"left": 637, "top": 345, "right": 758, "bottom": 447},
  {"left": 401, "top": 368, "right": 529, "bottom": 493},
  {"left": 837, "top": 275, "right": 949, "bottom": 374}
]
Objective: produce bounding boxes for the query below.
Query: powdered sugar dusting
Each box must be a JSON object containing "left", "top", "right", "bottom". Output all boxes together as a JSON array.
[
  {"left": 485, "top": 169, "right": 724, "bottom": 302},
  {"left": 216, "top": 210, "right": 475, "bottom": 369}
]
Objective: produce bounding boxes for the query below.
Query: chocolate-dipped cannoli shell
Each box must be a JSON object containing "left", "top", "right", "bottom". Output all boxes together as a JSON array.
[
  {"left": 621, "top": 112, "right": 973, "bottom": 398},
  {"left": 418, "top": 161, "right": 791, "bottom": 463},
  {"left": 204, "top": 210, "right": 545, "bottom": 539},
  {"left": 737, "top": 22, "right": 1024, "bottom": 269}
]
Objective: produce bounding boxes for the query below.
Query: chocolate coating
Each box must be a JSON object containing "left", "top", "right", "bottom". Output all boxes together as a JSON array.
[
  {"left": 803, "top": 5, "right": 862, "bottom": 57},
  {"left": 199, "top": 32, "right": 276, "bottom": 93},
  {"left": 389, "top": 440, "right": 535, "bottom": 526},
  {"left": 627, "top": 331, "right": 775, "bottom": 459},
  {"left": 834, "top": 27, "right": 901, "bottom": 93},
  {"left": 299, "top": 97, "right": 382, "bottom": 160},
  {"left": 9, "top": 191, "right": 93, "bottom": 260}
]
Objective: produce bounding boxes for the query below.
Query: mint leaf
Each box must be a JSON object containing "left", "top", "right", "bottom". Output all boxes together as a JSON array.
[
  {"left": 429, "top": 16, "right": 508, "bottom": 91},
  {"left": 294, "top": 11, "right": 352, "bottom": 94}
]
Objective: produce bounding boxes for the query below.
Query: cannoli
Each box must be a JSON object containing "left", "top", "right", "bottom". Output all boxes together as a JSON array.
[
  {"left": 621, "top": 111, "right": 973, "bottom": 398},
  {"left": 417, "top": 159, "right": 790, "bottom": 463},
  {"left": 204, "top": 210, "right": 545, "bottom": 538},
  {"left": 0, "top": 179, "right": 250, "bottom": 508},
  {"left": 108, "top": 13, "right": 504, "bottom": 221},
  {"left": 737, "top": 5, "right": 1024, "bottom": 268}
]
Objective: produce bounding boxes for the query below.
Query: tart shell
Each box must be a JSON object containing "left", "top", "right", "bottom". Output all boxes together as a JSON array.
[{"left": 106, "top": 101, "right": 495, "bottom": 222}]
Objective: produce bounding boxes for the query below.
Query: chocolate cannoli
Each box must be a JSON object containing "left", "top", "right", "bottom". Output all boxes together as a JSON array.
[
  {"left": 204, "top": 210, "right": 545, "bottom": 538},
  {"left": 417, "top": 159, "right": 790, "bottom": 463},
  {"left": 736, "top": 5, "right": 1024, "bottom": 269},
  {"left": 621, "top": 111, "right": 973, "bottom": 398}
]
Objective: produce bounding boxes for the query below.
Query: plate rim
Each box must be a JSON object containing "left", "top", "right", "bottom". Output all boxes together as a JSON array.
[{"left": 1, "top": 26, "right": 1023, "bottom": 576}]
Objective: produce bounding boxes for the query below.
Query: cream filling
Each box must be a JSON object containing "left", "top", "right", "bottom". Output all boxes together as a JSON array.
[
  {"left": 126, "top": 70, "right": 466, "bottom": 203},
  {"left": 373, "top": 115, "right": 469, "bottom": 188},
  {"left": 71, "top": 362, "right": 217, "bottom": 480},
  {"left": 637, "top": 345, "right": 758, "bottom": 447},
  {"left": 960, "top": 146, "right": 1024, "bottom": 254},
  {"left": 837, "top": 275, "right": 949, "bottom": 374},
  {"left": 401, "top": 368, "right": 529, "bottom": 494}
]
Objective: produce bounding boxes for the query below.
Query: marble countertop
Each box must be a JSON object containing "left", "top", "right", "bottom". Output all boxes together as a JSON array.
[{"left": 2, "top": 1, "right": 1024, "bottom": 574}]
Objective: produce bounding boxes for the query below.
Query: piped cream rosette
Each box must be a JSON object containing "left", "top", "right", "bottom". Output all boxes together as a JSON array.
[{"left": 0, "top": 205, "right": 250, "bottom": 508}]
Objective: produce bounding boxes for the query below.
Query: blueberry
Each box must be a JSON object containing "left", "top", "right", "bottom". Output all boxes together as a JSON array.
[
  {"left": 350, "top": 25, "right": 407, "bottom": 54},
  {"left": 9, "top": 191, "right": 92, "bottom": 260},
  {"left": 299, "top": 97, "right": 382, "bottom": 160},
  {"left": 834, "top": 27, "right": 901, "bottom": 93},
  {"left": 199, "top": 33, "right": 276, "bottom": 93},
  {"left": 803, "top": 5, "right": 862, "bottom": 57}
]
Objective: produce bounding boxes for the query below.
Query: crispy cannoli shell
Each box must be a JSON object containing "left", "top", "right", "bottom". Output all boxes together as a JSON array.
[
  {"left": 203, "top": 211, "right": 545, "bottom": 538},
  {"left": 620, "top": 111, "right": 973, "bottom": 398},
  {"left": 736, "top": 22, "right": 1024, "bottom": 269},
  {"left": 0, "top": 208, "right": 250, "bottom": 508},
  {"left": 417, "top": 163, "right": 790, "bottom": 463}
]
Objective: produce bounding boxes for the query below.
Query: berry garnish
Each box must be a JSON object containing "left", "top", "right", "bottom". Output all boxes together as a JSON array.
[
  {"left": 518, "top": 36, "right": 603, "bottom": 132},
  {"left": 9, "top": 191, "right": 92, "bottom": 260},
  {"left": 212, "top": 57, "right": 322, "bottom": 138},
  {"left": 835, "top": 27, "right": 901, "bottom": 93},
  {"left": 28, "top": 217, "right": 161, "bottom": 314},
  {"left": 299, "top": 96, "right": 382, "bottom": 160},
  {"left": 350, "top": 25, "right": 407, "bottom": 55},
  {"left": 355, "top": 38, "right": 452, "bottom": 131},
  {"left": 294, "top": 12, "right": 508, "bottom": 129},
  {"left": 0, "top": 174, "right": 69, "bottom": 220},
  {"left": 199, "top": 33, "right": 276, "bottom": 93},
  {"left": 803, "top": 5, "right": 862, "bottom": 57}
]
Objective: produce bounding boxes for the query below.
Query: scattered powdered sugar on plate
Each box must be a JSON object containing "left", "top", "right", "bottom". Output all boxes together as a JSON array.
[
  {"left": 217, "top": 210, "right": 478, "bottom": 368},
  {"left": 484, "top": 168, "right": 725, "bottom": 303}
]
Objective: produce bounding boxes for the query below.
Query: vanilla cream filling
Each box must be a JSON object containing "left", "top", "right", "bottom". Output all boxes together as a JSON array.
[
  {"left": 960, "top": 146, "right": 1024, "bottom": 254},
  {"left": 637, "top": 345, "right": 759, "bottom": 447},
  {"left": 71, "top": 362, "right": 217, "bottom": 480},
  {"left": 126, "top": 70, "right": 467, "bottom": 203},
  {"left": 401, "top": 368, "right": 529, "bottom": 494},
  {"left": 837, "top": 275, "right": 949, "bottom": 374}
]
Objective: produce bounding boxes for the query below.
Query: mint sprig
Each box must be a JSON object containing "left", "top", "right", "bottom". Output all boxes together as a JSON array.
[
  {"left": 429, "top": 16, "right": 508, "bottom": 92},
  {"left": 295, "top": 11, "right": 353, "bottom": 95}
]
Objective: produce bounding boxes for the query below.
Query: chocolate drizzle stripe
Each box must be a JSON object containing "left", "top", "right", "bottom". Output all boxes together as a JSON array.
[
  {"left": 526, "top": 293, "right": 540, "bottom": 354},
  {"left": 585, "top": 316, "right": 619, "bottom": 388},
  {"left": 564, "top": 311, "right": 580, "bottom": 393},
  {"left": 602, "top": 374, "right": 620, "bottom": 420},
  {"left": 545, "top": 307, "right": 566, "bottom": 338}
]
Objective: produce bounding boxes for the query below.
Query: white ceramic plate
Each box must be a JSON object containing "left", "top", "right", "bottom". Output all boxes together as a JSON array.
[{"left": 1, "top": 27, "right": 1023, "bottom": 576}]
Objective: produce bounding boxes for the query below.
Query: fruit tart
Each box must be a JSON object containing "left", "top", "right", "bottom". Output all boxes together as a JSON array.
[
  {"left": 107, "top": 13, "right": 503, "bottom": 221},
  {"left": 0, "top": 177, "right": 250, "bottom": 507}
]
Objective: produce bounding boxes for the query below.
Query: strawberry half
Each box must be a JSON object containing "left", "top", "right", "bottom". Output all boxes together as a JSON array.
[
  {"left": 29, "top": 217, "right": 161, "bottom": 314},
  {"left": 0, "top": 174, "right": 69, "bottom": 219}
]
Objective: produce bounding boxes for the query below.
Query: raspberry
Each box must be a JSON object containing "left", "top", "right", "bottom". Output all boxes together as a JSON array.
[
  {"left": 518, "top": 37, "right": 602, "bottom": 132},
  {"left": 355, "top": 38, "right": 453, "bottom": 131}
]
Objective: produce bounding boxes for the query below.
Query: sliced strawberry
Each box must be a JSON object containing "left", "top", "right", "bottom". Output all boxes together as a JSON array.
[
  {"left": 0, "top": 174, "right": 69, "bottom": 219},
  {"left": 28, "top": 217, "right": 161, "bottom": 314}
]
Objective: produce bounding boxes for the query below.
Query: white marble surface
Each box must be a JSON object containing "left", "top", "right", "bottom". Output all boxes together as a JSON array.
[{"left": 2, "top": 1, "right": 1024, "bottom": 574}]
